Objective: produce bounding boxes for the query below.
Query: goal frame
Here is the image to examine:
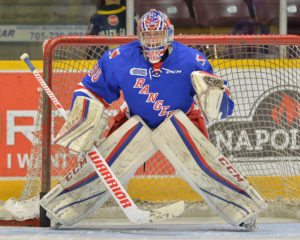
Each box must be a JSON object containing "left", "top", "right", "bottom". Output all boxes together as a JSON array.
[
  {"left": 39, "top": 34, "right": 300, "bottom": 226},
  {"left": 42, "top": 33, "right": 300, "bottom": 191}
]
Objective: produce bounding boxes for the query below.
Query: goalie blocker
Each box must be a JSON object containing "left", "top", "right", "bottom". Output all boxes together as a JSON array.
[{"left": 152, "top": 110, "right": 267, "bottom": 229}]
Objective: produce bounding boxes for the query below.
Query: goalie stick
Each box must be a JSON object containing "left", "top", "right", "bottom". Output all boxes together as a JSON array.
[{"left": 20, "top": 53, "right": 184, "bottom": 225}]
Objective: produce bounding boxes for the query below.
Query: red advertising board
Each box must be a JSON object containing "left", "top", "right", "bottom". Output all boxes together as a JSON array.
[
  {"left": 0, "top": 60, "right": 42, "bottom": 199},
  {"left": 0, "top": 72, "right": 40, "bottom": 176}
]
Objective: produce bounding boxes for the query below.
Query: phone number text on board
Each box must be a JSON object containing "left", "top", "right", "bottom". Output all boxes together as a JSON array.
[{"left": 29, "top": 31, "right": 85, "bottom": 41}]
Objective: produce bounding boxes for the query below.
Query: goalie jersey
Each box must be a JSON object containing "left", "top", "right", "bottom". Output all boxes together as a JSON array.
[{"left": 74, "top": 40, "right": 234, "bottom": 129}]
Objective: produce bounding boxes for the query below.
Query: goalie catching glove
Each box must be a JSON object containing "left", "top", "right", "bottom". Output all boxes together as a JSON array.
[
  {"left": 54, "top": 96, "right": 108, "bottom": 153},
  {"left": 191, "top": 71, "right": 230, "bottom": 121}
]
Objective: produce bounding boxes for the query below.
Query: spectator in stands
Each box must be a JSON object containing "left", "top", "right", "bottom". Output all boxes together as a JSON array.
[
  {"left": 87, "top": 0, "right": 138, "bottom": 36},
  {"left": 86, "top": 0, "right": 138, "bottom": 59}
]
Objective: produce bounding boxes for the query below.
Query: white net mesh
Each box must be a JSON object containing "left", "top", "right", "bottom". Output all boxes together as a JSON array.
[{"left": 4, "top": 35, "right": 300, "bottom": 223}]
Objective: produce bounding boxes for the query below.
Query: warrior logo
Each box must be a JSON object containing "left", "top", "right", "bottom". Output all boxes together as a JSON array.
[{"left": 162, "top": 68, "right": 182, "bottom": 74}]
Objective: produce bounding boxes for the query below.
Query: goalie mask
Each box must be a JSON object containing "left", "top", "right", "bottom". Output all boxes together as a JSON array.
[{"left": 137, "top": 9, "right": 174, "bottom": 63}]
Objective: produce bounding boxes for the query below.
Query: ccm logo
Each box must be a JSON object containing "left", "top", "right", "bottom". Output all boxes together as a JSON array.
[
  {"left": 218, "top": 157, "right": 244, "bottom": 182},
  {"left": 66, "top": 158, "right": 88, "bottom": 182},
  {"left": 88, "top": 151, "right": 132, "bottom": 208}
]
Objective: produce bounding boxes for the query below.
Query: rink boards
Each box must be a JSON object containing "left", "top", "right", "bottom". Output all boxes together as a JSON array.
[{"left": 0, "top": 59, "right": 299, "bottom": 203}]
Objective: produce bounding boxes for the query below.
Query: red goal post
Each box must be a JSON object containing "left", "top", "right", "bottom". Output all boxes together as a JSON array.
[{"left": 5, "top": 34, "right": 300, "bottom": 226}]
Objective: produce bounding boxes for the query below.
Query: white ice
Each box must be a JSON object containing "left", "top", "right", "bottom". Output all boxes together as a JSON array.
[{"left": 0, "top": 217, "right": 299, "bottom": 240}]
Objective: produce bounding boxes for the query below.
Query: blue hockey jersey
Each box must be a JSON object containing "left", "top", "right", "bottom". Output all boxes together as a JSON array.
[{"left": 75, "top": 40, "right": 234, "bottom": 129}]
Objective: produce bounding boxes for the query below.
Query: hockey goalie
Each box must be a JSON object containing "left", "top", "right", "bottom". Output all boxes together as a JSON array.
[{"left": 40, "top": 9, "right": 267, "bottom": 229}]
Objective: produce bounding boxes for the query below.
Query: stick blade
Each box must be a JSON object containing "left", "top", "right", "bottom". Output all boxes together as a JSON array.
[{"left": 149, "top": 200, "right": 184, "bottom": 223}]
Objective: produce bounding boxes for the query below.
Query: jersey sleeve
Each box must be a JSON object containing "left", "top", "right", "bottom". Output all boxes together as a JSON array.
[{"left": 72, "top": 51, "right": 121, "bottom": 108}]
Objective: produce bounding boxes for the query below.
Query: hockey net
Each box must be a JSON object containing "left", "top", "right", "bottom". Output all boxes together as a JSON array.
[{"left": 2, "top": 35, "right": 300, "bottom": 225}]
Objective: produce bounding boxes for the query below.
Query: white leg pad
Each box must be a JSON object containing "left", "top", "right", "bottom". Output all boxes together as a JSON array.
[
  {"left": 41, "top": 116, "right": 157, "bottom": 226},
  {"left": 152, "top": 110, "right": 267, "bottom": 228}
]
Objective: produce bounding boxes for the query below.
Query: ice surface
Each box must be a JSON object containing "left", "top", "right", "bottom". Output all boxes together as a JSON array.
[{"left": 0, "top": 217, "right": 299, "bottom": 240}]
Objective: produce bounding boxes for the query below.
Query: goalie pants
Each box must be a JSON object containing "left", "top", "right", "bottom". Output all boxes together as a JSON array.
[{"left": 108, "top": 106, "right": 209, "bottom": 139}]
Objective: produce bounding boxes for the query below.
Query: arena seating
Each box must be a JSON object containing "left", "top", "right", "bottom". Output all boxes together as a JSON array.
[
  {"left": 252, "top": 0, "right": 300, "bottom": 26},
  {"left": 285, "top": 0, "right": 300, "bottom": 26},
  {"left": 134, "top": 0, "right": 196, "bottom": 28},
  {"left": 192, "top": 0, "right": 252, "bottom": 27},
  {"left": 287, "top": 0, "right": 300, "bottom": 23},
  {"left": 252, "top": 0, "right": 278, "bottom": 25}
]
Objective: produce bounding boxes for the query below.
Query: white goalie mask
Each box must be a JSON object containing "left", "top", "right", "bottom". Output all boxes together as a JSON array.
[{"left": 137, "top": 9, "right": 174, "bottom": 63}]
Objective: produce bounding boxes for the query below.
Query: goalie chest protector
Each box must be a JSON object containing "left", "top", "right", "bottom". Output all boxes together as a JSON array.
[{"left": 80, "top": 40, "right": 215, "bottom": 128}]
